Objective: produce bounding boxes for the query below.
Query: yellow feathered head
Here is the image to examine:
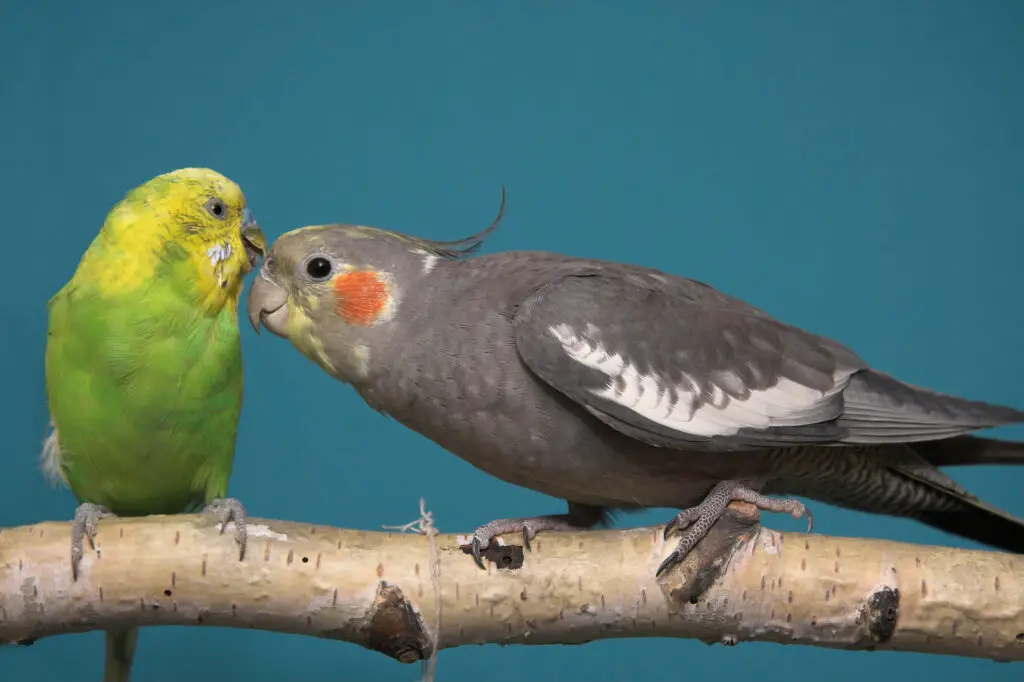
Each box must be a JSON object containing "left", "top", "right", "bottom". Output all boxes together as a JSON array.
[{"left": 81, "top": 167, "right": 267, "bottom": 312}]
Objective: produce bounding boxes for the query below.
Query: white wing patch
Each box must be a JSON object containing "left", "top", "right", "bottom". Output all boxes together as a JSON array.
[
  {"left": 549, "top": 323, "right": 847, "bottom": 438},
  {"left": 40, "top": 416, "right": 69, "bottom": 487}
]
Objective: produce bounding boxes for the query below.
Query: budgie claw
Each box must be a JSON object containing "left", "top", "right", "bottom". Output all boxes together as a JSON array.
[
  {"left": 204, "top": 497, "right": 248, "bottom": 561},
  {"left": 70, "top": 503, "right": 114, "bottom": 582}
]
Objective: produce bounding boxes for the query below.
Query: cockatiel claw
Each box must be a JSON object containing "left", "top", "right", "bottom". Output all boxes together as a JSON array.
[
  {"left": 469, "top": 536, "right": 487, "bottom": 570},
  {"left": 657, "top": 481, "right": 812, "bottom": 577},
  {"left": 463, "top": 504, "right": 610, "bottom": 568}
]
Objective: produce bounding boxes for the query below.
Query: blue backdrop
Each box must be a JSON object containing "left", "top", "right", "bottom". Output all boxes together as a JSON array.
[{"left": 3, "top": 2, "right": 1022, "bottom": 681}]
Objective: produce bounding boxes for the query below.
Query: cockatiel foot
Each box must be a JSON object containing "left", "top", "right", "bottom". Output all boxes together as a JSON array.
[
  {"left": 467, "top": 503, "right": 608, "bottom": 569},
  {"left": 70, "top": 502, "right": 115, "bottom": 582},
  {"left": 203, "top": 497, "right": 248, "bottom": 561},
  {"left": 657, "top": 480, "right": 813, "bottom": 577}
]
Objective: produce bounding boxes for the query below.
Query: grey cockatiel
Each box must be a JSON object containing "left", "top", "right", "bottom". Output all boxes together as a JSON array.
[{"left": 248, "top": 208, "right": 1024, "bottom": 575}]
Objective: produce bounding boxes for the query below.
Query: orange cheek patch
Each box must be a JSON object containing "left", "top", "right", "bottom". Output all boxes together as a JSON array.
[{"left": 332, "top": 270, "right": 391, "bottom": 326}]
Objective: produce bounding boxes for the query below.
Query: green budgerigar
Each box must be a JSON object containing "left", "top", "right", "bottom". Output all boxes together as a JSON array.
[{"left": 42, "top": 168, "right": 267, "bottom": 682}]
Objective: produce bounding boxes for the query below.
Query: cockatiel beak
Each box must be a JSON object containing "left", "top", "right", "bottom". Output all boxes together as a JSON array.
[
  {"left": 247, "top": 272, "right": 289, "bottom": 337},
  {"left": 240, "top": 208, "right": 267, "bottom": 274}
]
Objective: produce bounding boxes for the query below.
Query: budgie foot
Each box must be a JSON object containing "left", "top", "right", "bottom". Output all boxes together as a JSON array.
[
  {"left": 467, "top": 502, "right": 609, "bottom": 569},
  {"left": 70, "top": 502, "right": 115, "bottom": 581},
  {"left": 203, "top": 497, "right": 248, "bottom": 561},
  {"left": 657, "top": 480, "right": 813, "bottom": 577}
]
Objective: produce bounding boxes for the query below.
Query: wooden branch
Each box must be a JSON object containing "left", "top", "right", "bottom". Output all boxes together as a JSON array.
[{"left": 2, "top": 503, "right": 1023, "bottom": 665}]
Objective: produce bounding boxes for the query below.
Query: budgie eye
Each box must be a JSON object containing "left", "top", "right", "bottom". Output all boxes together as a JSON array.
[
  {"left": 204, "top": 198, "right": 228, "bottom": 220},
  {"left": 305, "top": 256, "right": 333, "bottom": 280}
]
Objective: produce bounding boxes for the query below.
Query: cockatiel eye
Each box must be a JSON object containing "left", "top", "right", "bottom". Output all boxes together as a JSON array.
[
  {"left": 204, "top": 197, "right": 228, "bottom": 220},
  {"left": 305, "top": 256, "right": 333, "bottom": 280}
]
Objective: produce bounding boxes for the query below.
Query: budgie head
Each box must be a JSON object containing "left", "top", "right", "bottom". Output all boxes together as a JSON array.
[{"left": 88, "top": 167, "right": 267, "bottom": 311}]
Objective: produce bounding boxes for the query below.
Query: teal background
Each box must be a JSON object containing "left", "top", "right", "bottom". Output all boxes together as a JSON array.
[{"left": 2, "top": 2, "right": 1023, "bottom": 680}]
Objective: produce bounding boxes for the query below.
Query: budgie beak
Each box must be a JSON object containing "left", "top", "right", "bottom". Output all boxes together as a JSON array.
[
  {"left": 240, "top": 208, "right": 267, "bottom": 273},
  {"left": 247, "top": 272, "right": 289, "bottom": 337}
]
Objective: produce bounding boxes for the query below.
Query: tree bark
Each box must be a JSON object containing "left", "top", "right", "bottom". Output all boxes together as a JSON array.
[{"left": 2, "top": 503, "right": 1022, "bottom": 666}]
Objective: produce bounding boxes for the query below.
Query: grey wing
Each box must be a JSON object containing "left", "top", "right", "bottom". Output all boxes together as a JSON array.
[
  {"left": 836, "top": 370, "right": 1024, "bottom": 443},
  {"left": 512, "top": 272, "right": 866, "bottom": 452},
  {"left": 512, "top": 271, "right": 1024, "bottom": 452}
]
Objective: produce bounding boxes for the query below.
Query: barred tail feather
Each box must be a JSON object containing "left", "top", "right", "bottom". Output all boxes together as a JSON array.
[{"left": 913, "top": 435, "right": 1024, "bottom": 467}]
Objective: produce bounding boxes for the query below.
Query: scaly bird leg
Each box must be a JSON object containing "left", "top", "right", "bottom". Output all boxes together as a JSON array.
[
  {"left": 467, "top": 502, "right": 609, "bottom": 569},
  {"left": 657, "top": 480, "right": 812, "bottom": 577},
  {"left": 203, "top": 497, "right": 248, "bottom": 561},
  {"left": 70, "top": 502, "right": 114, "bottom": 581}
]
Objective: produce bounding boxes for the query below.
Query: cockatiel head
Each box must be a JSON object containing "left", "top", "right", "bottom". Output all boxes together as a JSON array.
[
  {"left": 247, "top": 191, "right": 504, "bottom": 383},
  {"left": 72, "top": 167, "right": 267, "bottom": 312}
]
